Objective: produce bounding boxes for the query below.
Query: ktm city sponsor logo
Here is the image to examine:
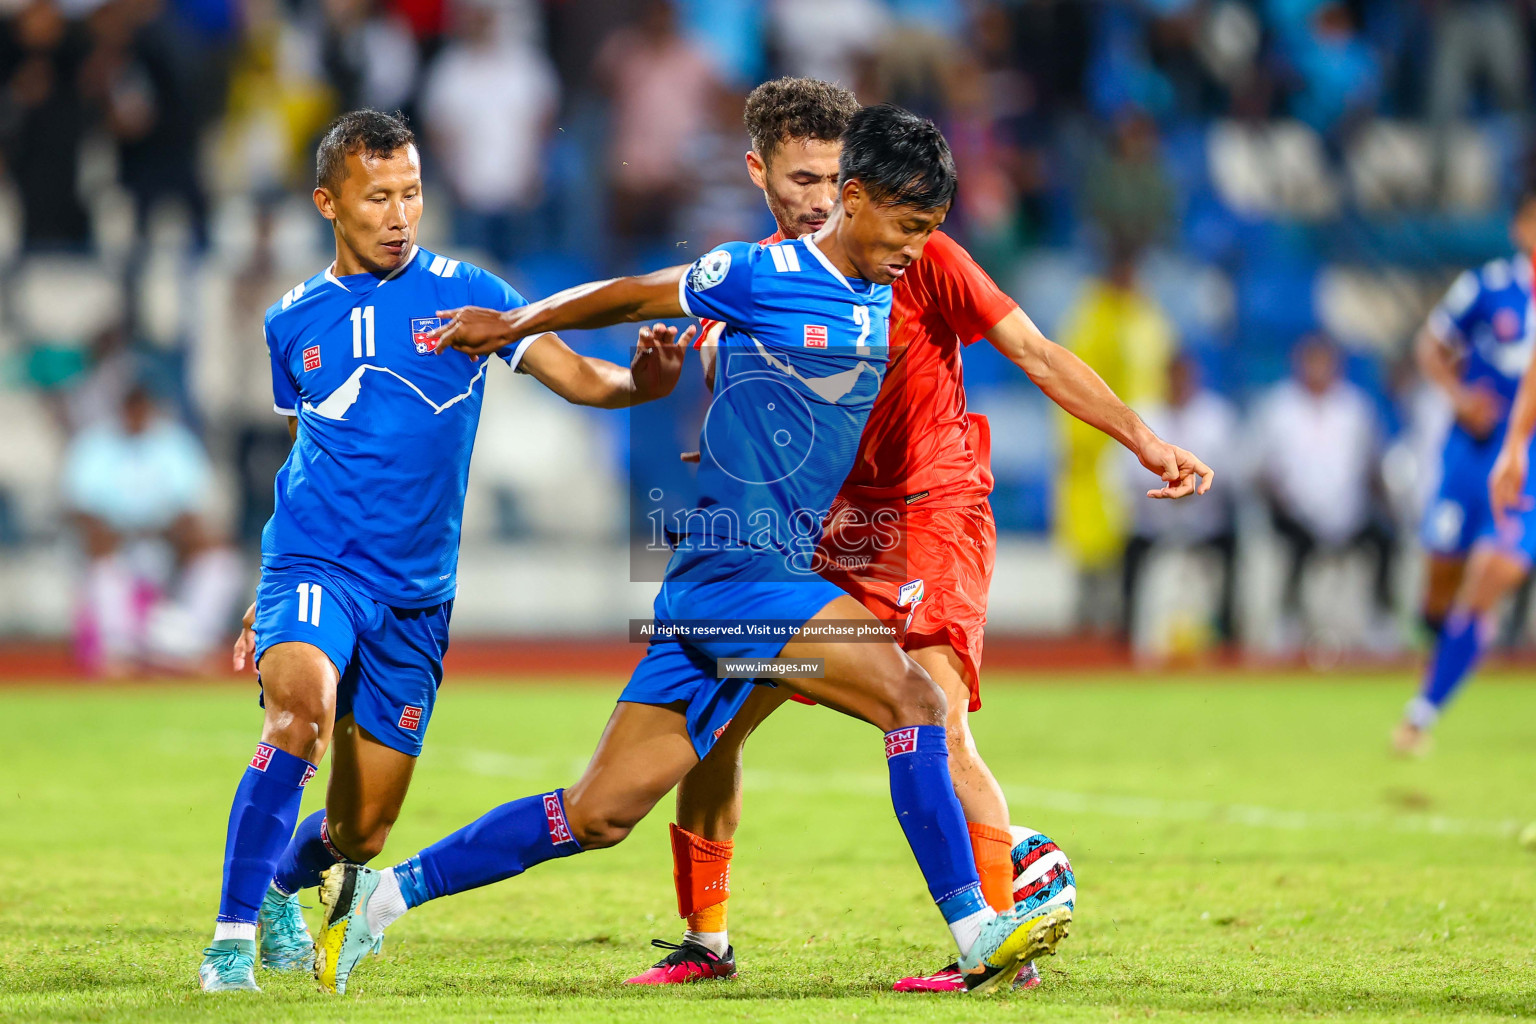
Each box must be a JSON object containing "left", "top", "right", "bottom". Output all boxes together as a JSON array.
[
  {"left": 303, "top": 345, "right": 322, "bottom": 371},
  {"left": 250, "top": 743, "right": 275, "bottom": 771},
  {"left": 398, "top": 706, "right": 423, "bottom": 731},
  {"left": 300, "top": 764, "right": 317, "bottom": 788},
  {"left": 804, "top": 324, "right": 828, "bottom": 349},
  {"left": 885, "top": 727, "right": 919, "bottom": 758},
  {"left": 544, "top": 793, "right": 575, "bottom": 845}
]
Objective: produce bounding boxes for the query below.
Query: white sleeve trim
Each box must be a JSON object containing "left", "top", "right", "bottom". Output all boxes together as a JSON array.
[
  {"left": 506, "top": 333, "right": 544, "bottom": 373},
  {"left": 677, "top": 272, "right": 696, "bottom": 318},
  {"left": 273, "top": 404, "right": 297, "bottom": 416}
]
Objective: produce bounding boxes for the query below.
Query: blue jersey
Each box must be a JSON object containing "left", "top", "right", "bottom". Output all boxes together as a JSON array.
[
  {"left": 676, "top": 236, "right": 892, "bottom": 572},
  {"left": 1428, "top": 254, "right": 1534, "bottom": 430},
  {"left": 262, "top": 246, "right": 529, "bottom": 607}
]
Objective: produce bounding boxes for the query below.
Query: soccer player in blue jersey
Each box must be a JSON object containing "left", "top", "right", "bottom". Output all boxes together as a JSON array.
[
  {"left": 197, "top": 109, "right": 690, "bottom": 993},
  {"left": 310, "top": 104, "right": 1173, "bottom": 996},
  {"left": 1393, "top": 189, "right": 1536, "bottom": 755}
]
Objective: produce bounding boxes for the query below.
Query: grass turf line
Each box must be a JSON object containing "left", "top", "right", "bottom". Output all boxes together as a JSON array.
[{"left": 3, "top": 673, "right": 1535, "bottom": 1022}]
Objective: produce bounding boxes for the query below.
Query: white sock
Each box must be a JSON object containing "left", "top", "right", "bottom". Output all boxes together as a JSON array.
[
  {"left": 1406, "top": 696, "right": 1439, "bottom": 730},
  {"left": 213, "top": 921, "right": 257, "bottom": 943},
  {"left": 366, "top": 868, "right": 409, "bottom": 935},
  {"left": 949, "top": 906, "right": 996, "bottom": 959},
  {"left": 684, "top": 929, "right": 729, "bottom": 957}
]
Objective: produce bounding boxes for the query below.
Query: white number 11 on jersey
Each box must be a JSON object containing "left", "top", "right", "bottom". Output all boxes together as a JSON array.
[{"left": 351, "top": 305, "right": 375, "bottom": 358}]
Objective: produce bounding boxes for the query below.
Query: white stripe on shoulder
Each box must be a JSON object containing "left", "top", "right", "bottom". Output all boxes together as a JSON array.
[
  {"left": 768, "top": 245, "right": 788, "bottom": 272},
  {"left": 429, "top": 254, "right": 449, "bottom": 276},
  {"left": 280, "top": 281, "right": 307, "bottom": 310},
  {"left": 782, "top": 245, "right": 801, "bottom": 272}
]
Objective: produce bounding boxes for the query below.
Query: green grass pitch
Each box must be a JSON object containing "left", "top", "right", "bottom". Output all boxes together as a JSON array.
[{"left": 4, "top": 671, "right": 1536, "bottom": 1022}]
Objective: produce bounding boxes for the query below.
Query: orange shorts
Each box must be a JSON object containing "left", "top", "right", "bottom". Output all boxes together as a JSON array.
[{"left": 813, "top": 497, "right": 996, "bottom": 711}]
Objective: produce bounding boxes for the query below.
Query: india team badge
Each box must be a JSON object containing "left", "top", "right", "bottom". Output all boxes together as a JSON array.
[{"left": 411, "top": 317, "right": 447, "bottom": 354}]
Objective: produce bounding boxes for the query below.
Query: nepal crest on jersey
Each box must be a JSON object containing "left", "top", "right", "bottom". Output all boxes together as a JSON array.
[{"left": 411, "top": 317, "right": 447, "bottom": 354}]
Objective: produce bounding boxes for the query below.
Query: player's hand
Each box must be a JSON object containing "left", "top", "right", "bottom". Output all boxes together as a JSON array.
[
  {"left": 232, "top": 602, "right": 257, "bottom": 673},
  {"left": 1139, "top": 438, "right": 1214, "bottom": 499},
  {"left": 631, "top": 322, "right": 693, "bottom": 404},
  {"left": 430, "top": 305, "right": 523, "bottom": 357},
  {"left": 1453, "top": 385, "right": 1505, "bottom": 440},
  {"left": 1490, "top": 441, "right": 1533, "bottom": 530}
]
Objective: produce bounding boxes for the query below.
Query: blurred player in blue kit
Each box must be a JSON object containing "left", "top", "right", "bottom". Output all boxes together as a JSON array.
[
  {"left": 1395, "top": 189, "right": 1536, "bottom": 755},
  {"left": 312, "top": 105, "right": 1077, "bottom": 997},
  {"left": 198, "top": 109, "right": 689, "bottom": 992}
]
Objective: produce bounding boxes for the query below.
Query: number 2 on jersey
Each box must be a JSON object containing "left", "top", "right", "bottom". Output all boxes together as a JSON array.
[
  {"left": 852, "top": 305, "right": 871, "bottom": 355},
  {"left": 351, "top": 305, "right": 375, "bottom": 358},
  {"left": 295, "top": 583, "right": 323, "bottom": 627}
]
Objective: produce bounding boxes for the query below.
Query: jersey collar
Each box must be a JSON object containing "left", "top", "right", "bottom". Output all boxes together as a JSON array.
[
  {"left": 325, "top": 244, "right": 419, "bottom": 292},
  {"left": 801, "top": 236, "right": 875, "bottom": 296}
]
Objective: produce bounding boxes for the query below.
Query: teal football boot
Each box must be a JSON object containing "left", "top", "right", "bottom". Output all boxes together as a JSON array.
[
  {"left": 198, "top": 938, "right": 260, "bottom": 992},
  {"left": 257, "top": 885, "right": 315, "bottom": 972},
  {"left": 314, "top": 864, "right": 385, "bottom": 994}
]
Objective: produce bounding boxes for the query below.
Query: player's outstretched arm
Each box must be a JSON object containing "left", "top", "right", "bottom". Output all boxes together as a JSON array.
[
  {"left": 987, "top": 306, "right": 1213, "bottom": 499},
  {"left": 433, "top": 267, "right": 690, "bottom": 358},
  {"left": 1490, "top": 343, "right": 1536, "bottom": 526},
  {"left": 517, "top": 323, "right": 693, "bottom": 409}
]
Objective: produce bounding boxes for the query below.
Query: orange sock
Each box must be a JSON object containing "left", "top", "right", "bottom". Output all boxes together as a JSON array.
[
  {"left": 968, "top": 821, "right": 1014, "bottom": 912},
  {"left": 670, "top": 823, "right": 733, "bottom": 932}
]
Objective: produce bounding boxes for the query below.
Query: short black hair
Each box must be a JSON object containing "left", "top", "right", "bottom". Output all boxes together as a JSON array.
[
  {"left": 744, "top": 77, "right": 860, "bottom": 164},
  {"left": 838, "top": 104, "right": 956, "bottom": 211},
  {"left": 316, "top": 110, "right": 416, "bottom": 192}
]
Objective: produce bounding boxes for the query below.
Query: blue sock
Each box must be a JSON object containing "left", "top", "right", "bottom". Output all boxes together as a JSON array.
[
  {"left": 272, "top": 809, "right": 347, "bottom": 895},
  {"left": 218, "top": 744, "right": 317, "bottom": 923},
  {"left": 885, "top": 726, "right": 987, "bottom": 925},
  {"left": 1412, "top": 610, "right": 1487, "bottom": 727},
  {"left": 391, "top": 790, "right": 582, "bottom": 907}
]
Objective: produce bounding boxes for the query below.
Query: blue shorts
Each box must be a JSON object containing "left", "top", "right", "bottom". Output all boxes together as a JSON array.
[
  {"left": 619, "top": 546, "right": 845, "bottom": 759},
  {"left": 253, "top": 560, "right": 452, "bottom": 757},
  {"left": 1422, "top": 428, "right": 1536, "bottom": 564}
]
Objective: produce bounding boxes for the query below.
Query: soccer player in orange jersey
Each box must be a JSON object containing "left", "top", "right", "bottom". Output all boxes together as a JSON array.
[{"left": 627, "top": 79, "right": 1212, "bottom": 992}]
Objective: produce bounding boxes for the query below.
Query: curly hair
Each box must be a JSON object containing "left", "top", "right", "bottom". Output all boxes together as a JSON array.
[
  {"left": 744, "top": 77, "right": 860, "bottom": 165},
  {"left": 316, "top": 109, "right": 417, "bottom": 191}
]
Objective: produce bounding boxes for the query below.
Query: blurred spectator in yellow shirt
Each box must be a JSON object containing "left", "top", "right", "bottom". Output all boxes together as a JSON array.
[{"left": 1054, "top": 246, "right": 1176, "bottom": 633}]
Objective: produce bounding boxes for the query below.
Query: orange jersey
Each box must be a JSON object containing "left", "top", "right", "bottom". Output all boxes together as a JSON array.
[
  {"left": 696, "top": 229, "right": 1016, "bottom": 507},
  {"left": 841, "top": 230, "right": 1017, "bottom": 508}
]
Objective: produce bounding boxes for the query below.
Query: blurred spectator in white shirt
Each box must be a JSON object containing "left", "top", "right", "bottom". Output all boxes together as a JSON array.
[
  {"left": 64, "top": 384, "right": 243, "bottom": 674},
  {"left": 421, "top": 0, "right": 559, "bottom": 263},
  {"left": 1122, "top": 354, "right": 1244, "bottom": 645},
  {"left": 769, "top": 0, "right": 888, "bottom": 88},
  {"left": 1254, "top": 334, "right": 1395, "bottom": 635},
  {"left": 594, "top": 0, "right": 723, "bottom": 248}
]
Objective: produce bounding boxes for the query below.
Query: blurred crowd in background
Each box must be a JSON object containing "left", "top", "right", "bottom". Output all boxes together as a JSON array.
[{"left": 1, "top": 0, "right": 1534, "bottom": 668}]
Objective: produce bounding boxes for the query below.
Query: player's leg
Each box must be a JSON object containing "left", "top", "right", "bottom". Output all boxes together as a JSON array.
[
  {"left": 778, "top": 595, "right": 1065, "bottom": 992},
  {"left": 909, "top": 643, "right": 1010, "bottom": 906},
  {"left": 1398, "top": 464, "right": 1481, "bottom": 754},
  {"left": 264, "top": 716, "right": 416, "bottom": 970},
  {"left": 313, "top": 692, "right": 703, "bottom": 993},
  {"left": 1420, "top": 554, "right": 1466, "bottom": 636},
  {"left": 200, "top": 567, "right": 361, "bottom": 992},
  {"left": 627, "top": 685, "right": 792, "bottom": 983},
  {"left": 201, "top": 641, "right": 338, "bottom": 991},
  {"left": 1401, "top": 542, "right": 1527, "bottom": 751}
]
